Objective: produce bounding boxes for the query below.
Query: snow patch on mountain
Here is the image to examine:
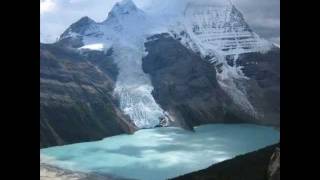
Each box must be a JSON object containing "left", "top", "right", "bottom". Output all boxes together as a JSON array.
[{"left": 79, "top": 43, "right": 105, "bottom": 51}]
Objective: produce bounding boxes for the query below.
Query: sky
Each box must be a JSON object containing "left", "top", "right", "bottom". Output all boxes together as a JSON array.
[{"left": 40, "top": 0, "right": 280, "bottom": 44}]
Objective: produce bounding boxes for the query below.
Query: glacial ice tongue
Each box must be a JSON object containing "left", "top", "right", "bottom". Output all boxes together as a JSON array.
[
  {"left": 112, "top": 43, "right": 166, "bottom": 128},
  {"left": 105, "top": 2, "right": 168, "bottom": 128}
]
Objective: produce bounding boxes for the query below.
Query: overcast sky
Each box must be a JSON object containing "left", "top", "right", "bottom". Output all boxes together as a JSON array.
[{"left": 40, "top": 0, "right": 280, "bottom": 44}]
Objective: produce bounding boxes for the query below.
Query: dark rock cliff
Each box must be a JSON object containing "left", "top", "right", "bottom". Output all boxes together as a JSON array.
[
  {"left": 268, "top": 146, "right": 280, "bottom": 180},
  {"left": 171, "top": 143, "right": 280, "bottom": 180},
  {"left": 236, "top": 49, "right": 280, "bottom": 126},
  {"left": 143, "top": 33, "right": 280, "bottom": 128},
  {"left": 40, "top": 43, "right": 136, "bottom": 148}
]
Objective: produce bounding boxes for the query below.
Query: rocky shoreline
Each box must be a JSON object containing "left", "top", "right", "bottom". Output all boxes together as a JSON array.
[{"left": 40, "top": 163, "right": 132, "bottom": 180}]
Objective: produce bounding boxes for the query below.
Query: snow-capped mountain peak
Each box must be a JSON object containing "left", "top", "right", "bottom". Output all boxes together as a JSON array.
[
  {"left": 179, "top": 2, "right": 271, "bottom": 57},
  {"left": 168, "top": 1, "right": 274, "bottom": 116},
  {"left": 59, "top": 16, "right": 97, "bottom": 40},
  {"left": 106, "top": 0, "right": 139, "bottom": 19}
]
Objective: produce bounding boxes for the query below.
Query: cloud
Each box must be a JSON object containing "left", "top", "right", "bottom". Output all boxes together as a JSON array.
[
  {"left": 40, "top": 0, "right": 56, "bottom": 14},
  {"left": 40, "top": 0, "right": 121, "bottom": 42},
  {"left": 40, "top": 0, "right": 280, "bottom": 43},
  {"left": 233, "top": 0, "right": 280, "bottom": 43}
]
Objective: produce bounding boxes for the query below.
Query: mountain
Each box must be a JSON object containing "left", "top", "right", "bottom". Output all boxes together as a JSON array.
[
  {"left": 40, "top": 0, "right": 279, "bottom": 147},
  {"left": 143, "top": 32, "right": 279, "bottom": 129},
  {"left": 166, "top": 1, "right": 279, "bottom": 126},
  {"left": 40, "top": 43, "right": 136, "bottom": 148}
]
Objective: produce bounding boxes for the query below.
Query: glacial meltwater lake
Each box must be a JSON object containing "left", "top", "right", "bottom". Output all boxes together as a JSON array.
[{"left": 40, "top": 124, "right": 280, "bottom": 180}]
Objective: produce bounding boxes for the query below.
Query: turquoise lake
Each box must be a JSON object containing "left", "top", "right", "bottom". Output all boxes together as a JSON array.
[{"left": 41, "top": 124, "right": 280, "bottom": 180}]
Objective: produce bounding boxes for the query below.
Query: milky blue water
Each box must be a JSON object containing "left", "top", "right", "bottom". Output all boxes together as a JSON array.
[{"left": 41, "top": 124, "right": 279, "bottom": 180}]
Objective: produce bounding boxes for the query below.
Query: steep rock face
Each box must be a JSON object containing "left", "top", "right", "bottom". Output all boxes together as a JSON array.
[
  {"left": 235, "top": 48, "right": 280, "bottom": 125},
  {"left": 40, "top": 43, "right": 136, "bottom": 148},
  {"left": 143, "top": 33, "right": 279, "bottom": 127},
  {"left": 143, "top": 33, "right": 252, "bottom": 129}
]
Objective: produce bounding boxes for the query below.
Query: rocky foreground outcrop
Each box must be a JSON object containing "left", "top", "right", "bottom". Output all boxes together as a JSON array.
[
  {"left": 268, "top": 147, "right": 280, "bottom": 180},
  {"left": 40, "top": 163, "right": 132, "bottom": 180},
  {"left": 171, "top": 143, "right": 280, "bottom": 180},
  {"left": 40, "top": 164, "right": 102, "bottom": 180}
]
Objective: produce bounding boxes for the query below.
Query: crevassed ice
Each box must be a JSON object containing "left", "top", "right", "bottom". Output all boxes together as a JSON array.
[
  {"left": 105, "top": 6, "right": 168, "bottom": 128},
  {"left": 112, "top": 43, "right": 165, "bottom": 128}
]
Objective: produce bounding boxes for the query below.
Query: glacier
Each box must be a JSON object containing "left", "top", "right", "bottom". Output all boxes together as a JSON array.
[
  {"left": 112, "top": 43, "right": 167, "bottom": 128},
  {"left": 60, "top": 0, "right": 171, "bottom": 128},
  {"left": 106, "top": 1, "right": 171, "bottom": 128},
  {"left": 41, "top": 124, "right": 280, "bottom": 180}
]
